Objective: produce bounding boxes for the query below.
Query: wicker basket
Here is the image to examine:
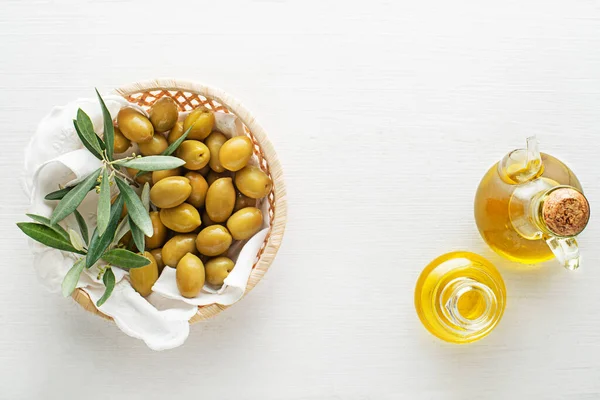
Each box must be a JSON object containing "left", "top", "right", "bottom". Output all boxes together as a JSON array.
[{"left": 72, "top": 78, "right": 287, "bottom": 324}]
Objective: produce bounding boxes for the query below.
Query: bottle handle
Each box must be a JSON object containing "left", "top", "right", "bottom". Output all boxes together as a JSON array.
[{"left": 545, "top": 236, "right": 580, "bottom": 270}]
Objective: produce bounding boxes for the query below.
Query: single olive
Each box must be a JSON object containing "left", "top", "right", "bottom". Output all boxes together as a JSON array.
[
  {"left": 138, "top": 134, "right": 168, "bottom": 156},
  {"left": 220, "top": 136, "right": 253, "bottom": 172},
  {"left": 159, "top": 203, "right": 201, "bottom": 233},
  {"left": 176, "top": 253, "right": 205, "bottom": 298},
  {"left": 145, "top": 211, "right": 168, "bottom": 250},
  {"left": 183, "top": 107, "right": 215, "bottom": 140},
  {"left": 152, "top": 167, "right": 182, "bottom": 185},
  {"left": 205, "top": 132, "right": 227, "bottom": 173},
  {"left": 161, "top": 233, "right": 198, "bottom": 267},
  {"left": 148, "top": 97, "right": 178, "bottom": 132},
  {"left": 205, "top": 256, "right": 235, "bottom": 286},
  {"left": 113, "top": 127, "right": 131, "bottom": 154},
  {"left": 150, "top": 248, "right": 166, "bottom": 274},
  {"left": 126, "top": 168, "right": 153, "bottom": 186},
  {"left": 117, "top": 107, "right": 154, "bottom": 143},
  {"left": 206, "top": 170, "right": 234, "bottom": 186},
  {"left": 167, "top": 121, "right": 184, "bottom": 144},
  {"left": 234, "top": 192, "right": 257, "bottom": 212},
  {"left": 184, "top": 171, "right": 208, "bottom": 208},
  {"left": 202, "top": 210, "right": 217, "bottom": 227},
  {"left": 235, "top": 166, "right": 272, "bottom": 199},
  {"left": 176, "top": 140, "right": 210, "bottom": 170},
  {"left": 205, "top": 178, "right": 236, "bottom": 222},
  {"left": 150, "top": 176, "right": 192, "bottom": 208},
  {"left": 129, "top": 251, "right": 159, "bottom": 297},
  {"left": 227, "top": 207, "right": 263, "bottom": 240},
  {"left": 195, "top": 225, "right": 232, "bottom": 256}
]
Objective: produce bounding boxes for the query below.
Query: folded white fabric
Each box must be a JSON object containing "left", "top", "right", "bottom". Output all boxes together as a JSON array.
[{"left": 22, "top": 94, "right": 268, "bottom": 350}]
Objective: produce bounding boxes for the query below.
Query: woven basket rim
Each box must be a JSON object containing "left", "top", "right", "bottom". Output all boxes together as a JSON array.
[{"left": 72, "top": 78, "right": 287, "bottom": 324}]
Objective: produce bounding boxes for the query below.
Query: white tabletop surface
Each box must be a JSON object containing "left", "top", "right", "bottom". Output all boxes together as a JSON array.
[{"left": 2, "top": 1, "right": 600, "bottom": 399}]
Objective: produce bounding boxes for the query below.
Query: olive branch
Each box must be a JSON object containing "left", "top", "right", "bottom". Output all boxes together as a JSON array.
[{"left": 17, "top": 89, "right": 192, "bottom": 306}]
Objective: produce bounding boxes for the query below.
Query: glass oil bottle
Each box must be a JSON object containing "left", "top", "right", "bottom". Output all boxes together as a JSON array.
[
  {"left": 474, "top": 137, "right": 590, "bottom": 270},
  {"left": 415, "top": 251, "right": 506, "bottom": 344}
]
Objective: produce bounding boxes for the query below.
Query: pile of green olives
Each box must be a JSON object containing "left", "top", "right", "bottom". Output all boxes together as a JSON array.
[{"left": 114, "top": 100, "right": 272, "bottom": 299}]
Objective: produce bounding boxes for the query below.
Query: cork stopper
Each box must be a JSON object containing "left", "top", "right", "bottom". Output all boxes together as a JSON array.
[{"left": 542, "top": 188, "right": 590, "bottom": 237}]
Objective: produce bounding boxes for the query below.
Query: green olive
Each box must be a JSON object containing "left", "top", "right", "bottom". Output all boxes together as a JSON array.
[
  {"left": 176, "top": 253, "right": 205, "bottom": 298},
  {"left": 205, "top": 132, "right": 227, "bottom": 173},
  {"left": 152, "top": 167, "right": 182, "bottom": 185},
  {"left": 129, "top": 251, "right": 159, "bottom": 297},
  {"left": 113, "top": 127, "right": 131, "bottom": 154},
  {"left": 205, "top": 257, "right": 234, "bottom": 286},
  {"left": 206, "top": 170, "right": 233, "bottom": 186},
  {"left": 183, "top": 107, "right": 215, "bottom": 140},
  {"left": 161, "top": 233, "right": 198, "bottom": 267},
  {"left": 148, "top": 97, "right": 178, "bottom": 132},
  {"left": 167, "top": 121, "right": 184, "bottom": 144},
  {"left": 234, "top": 192, "right": 257, "bottom": 212},
  {"left": 126, "top": 168, "right": 153, "bottom": 186},
  {"left": 138, "top": 134, "right": 168, "bottom": 156},
  {"left": 176, "top": 140, "right": 210, "bottom": 170},
  {"left": 227, "top": 207, "right": 263, "bottom": 240},
  {"left": 220, "top": 136, "right": 253, "bottom": 171},
  {"left": 159, "top": 203, "right": 201, "bottom": 233},
  {"left": 195, "top": 225, "right": 232, "bottom": 256},
  {"left": 202, "top": 210, "right": 217, "bottom": 227},
  {"left": 235, "top": 166, "right": 272, "bottom": 199},
  {"left": 117, "top": 107, "right": 154, "bottom": 144},
  {"left": 150, "top": 248, "right": 166, "bottom": 274},
  {"left": 205, "top": 178, "right": 236, "bottom": 222},
  {"left": 145, "top": 211, "right": 168, "bottom": 250},
  {"left": 149, "top": 176, "right": 192, "bottom": 209},
  {"left": 184, "top": 171, "right": 208, "bottom": 208}
]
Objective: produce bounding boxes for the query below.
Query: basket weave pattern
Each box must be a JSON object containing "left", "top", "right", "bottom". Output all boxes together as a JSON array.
[{"left": 72, "top": 79, "right": 286, "bottom": 324}]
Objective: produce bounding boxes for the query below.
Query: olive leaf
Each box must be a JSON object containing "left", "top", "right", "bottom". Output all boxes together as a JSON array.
[
  {"left": 68, "top": 229, "right": 86, "bottom": 252},
  {"left": 17, "top": 223, "right": 85, "bottom": 255},
  {"left": 141, "top": 182, "right": 150, "bottom": 213},
  {"left": 86, "top": 195, "right": 124, "bottom": 268},
  {"left": 50, "top": 168, "right": 102, "bottom": 225},
  {"left": 101, "top": 249, "right": 150, "bottom": 269},
  {"left": 76, "top": 109, "right": 104, "bottom": 155},
  {"left": 73, "top": 209, "right": 89, "bottom": 245},
  {"left": 73, "top": 119, "right": 102, "bottom": 161},
  {"left": 97, "top": 168, "right": 111, "bottom": 236},
  {"left": 160, "top": 123, "right": 193, "bottom": 156},
  {"left": 25, "top": 213, "right": 69, "bottom": 241},
  {"left": 114, "top": 177, "right": 153, "bottom": 236},
  {"left": 61, "top": 257, "right": 86, "bottom": 297},
  {"left": 114, "top": 156, "right": 185, "bottom": 172},
  {"left": 96, "top": 267, "right": 115, "bottom": 307},
  {"left": 45, "top": 186, "right": 74, "bottom": 201},
  {"left": 128, "top": 216, "right": 145, "bottom": 252},
  {"left": 95, "top": 88, "right": 114, "bottom": 161},
  {"left": 113, "top": 217, "right": 131, "bottom": 245}
]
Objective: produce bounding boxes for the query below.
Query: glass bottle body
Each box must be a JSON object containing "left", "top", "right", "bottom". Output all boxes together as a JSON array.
[
  {"left": 474, "top": 153, "right": 582, "bottom": 265},
  {"left": 415, "top": 251, "right": 506, "bottom": 344}
]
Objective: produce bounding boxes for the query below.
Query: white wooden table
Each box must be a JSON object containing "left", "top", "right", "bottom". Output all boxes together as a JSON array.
[{"left": 2, "top": 1, "right": 600, "bottom": 398}]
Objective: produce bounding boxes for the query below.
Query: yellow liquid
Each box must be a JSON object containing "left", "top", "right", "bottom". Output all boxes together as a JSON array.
[
  {"left": 474, "top": 153, "right": 582, "bottom": 264},
  {"left": 415, "top": 251, "right": 506, "bottom": 344}
]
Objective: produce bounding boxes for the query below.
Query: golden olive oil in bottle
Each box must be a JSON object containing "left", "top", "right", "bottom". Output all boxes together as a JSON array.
[
  {"left": 474, "top": 137, "right": 589, "bottom": 269},
  {"left": 415, "top": 252, "right": 506, "bottom": 344}
]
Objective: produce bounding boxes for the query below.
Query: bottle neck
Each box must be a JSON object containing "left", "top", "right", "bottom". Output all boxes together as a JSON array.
[{"left": 439, "top": 277, "right": 498, "bottom": 334}]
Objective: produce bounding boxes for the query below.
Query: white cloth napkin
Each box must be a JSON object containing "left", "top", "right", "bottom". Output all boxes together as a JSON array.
[{"left": 22, "top": 95, "right": 269, "bottom": 350}]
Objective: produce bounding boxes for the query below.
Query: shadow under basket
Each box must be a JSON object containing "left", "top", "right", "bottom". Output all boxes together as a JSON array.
[{"left": 72, "top": 78, "right": 287, "bottom": 324}]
